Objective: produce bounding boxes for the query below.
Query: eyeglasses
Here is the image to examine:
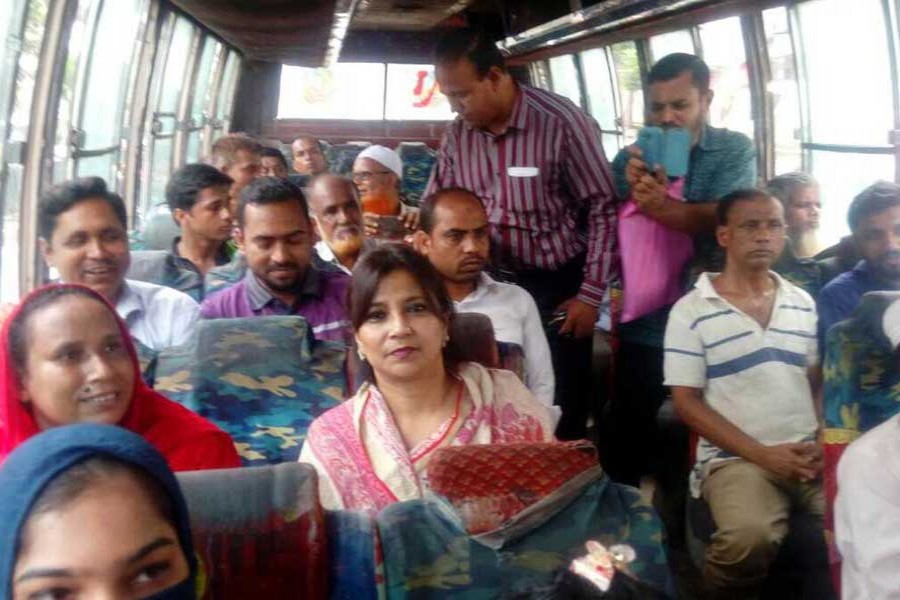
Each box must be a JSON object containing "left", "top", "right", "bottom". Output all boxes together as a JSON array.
[{"left": 352, "top": 170, "right": 392, "bottom": 182}]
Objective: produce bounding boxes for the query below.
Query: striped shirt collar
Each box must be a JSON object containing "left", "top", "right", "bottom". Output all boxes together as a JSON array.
[
  {"left": 463, "top": 84, "right": 529, "bottom": 135},
  {"left": 694, "top": 270, "right": 790, "bottom": 304},
  {"left": 244, "top": 267, "right": 321, "bottom": 312}
]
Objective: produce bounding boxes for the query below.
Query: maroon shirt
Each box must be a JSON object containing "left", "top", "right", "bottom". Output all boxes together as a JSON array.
[{"left": 425, "top": 84, "right": 616, "bottom": 306}]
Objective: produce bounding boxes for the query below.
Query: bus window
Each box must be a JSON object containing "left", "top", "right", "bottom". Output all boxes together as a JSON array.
[
  {"left": 797, "top": 0, "right": 895, "bottom": 245},
  {"left": 530, "top": 60, "right": 551, "bottom": 91},
  {"left": 580, "top": 48, "right": 620, "bottom": 160},
  {"left": 697, "top": 16, "right": 753, "bottom": 140},
  {"left": 1, "top": 0, "right": 47, "bottom": 304},
  {"left": 140, "top": 15, "right": 196, "bottom": 217},
  {"left": 763, "top": 6, "right": 803, "bottom": 174},
  {"left": 185, "top": 37, "right": 223, "bottom": 162},
  {"left": 278, "top": 63, "right": 385, "bottom": 120},
  {"left": 649, "top": 30, "right": 695, "bottom": 63},
  {"left": 384, "top": 64, "right": 453, "bottom": 121},
  {"left": 548, "top": 55, "right": 583, "bottom": 108},
  {"left": 610, "top": 42, "right": 642, "bottom": 146},
  {"left": 213, "top": 50, "right": 241, "bottom": 136},
  {"left": 70, "top": 0, "right": 150, "bottom": 184}
]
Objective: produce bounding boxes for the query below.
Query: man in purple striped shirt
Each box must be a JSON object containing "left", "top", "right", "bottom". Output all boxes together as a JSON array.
[
  {"left": 200, "top": 177, "right": 352, "bottom": 344},
  {"left": 427, "top": 28, "right": 617, "bottom": 439}
]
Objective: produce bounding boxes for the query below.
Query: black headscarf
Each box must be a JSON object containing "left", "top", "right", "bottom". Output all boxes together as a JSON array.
[{"left": 0, "top": 423, "right": 196, "bottom": 599}]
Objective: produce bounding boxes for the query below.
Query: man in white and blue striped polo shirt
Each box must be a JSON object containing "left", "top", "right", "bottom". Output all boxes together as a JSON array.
[{"left": 664, "top": 189, "right": 822, "bottom": 594}]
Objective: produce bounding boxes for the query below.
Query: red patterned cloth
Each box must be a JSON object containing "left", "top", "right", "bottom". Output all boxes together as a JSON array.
[{"left": 427, "top": 440, "right": 598, "bottom": 533}]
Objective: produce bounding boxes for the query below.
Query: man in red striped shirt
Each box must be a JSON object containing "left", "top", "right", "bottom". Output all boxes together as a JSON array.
[{"left": 426, "top": 28, "right": 617, "bottom": 439}]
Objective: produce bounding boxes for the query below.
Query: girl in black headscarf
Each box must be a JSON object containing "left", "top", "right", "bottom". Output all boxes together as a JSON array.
[{"left": 0, "top": 423, "right": 196, "bottom": 600}]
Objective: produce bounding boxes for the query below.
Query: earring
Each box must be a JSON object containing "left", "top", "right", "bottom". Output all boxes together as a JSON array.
[
  {"left": 442, "top": 333, "right": 450, "bottom": 347},
  {"left": 357, "top": 347, "right": 366, "bottom": 361}
]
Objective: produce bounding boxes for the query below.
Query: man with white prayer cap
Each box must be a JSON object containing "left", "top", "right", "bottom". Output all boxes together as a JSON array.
[{"left": 352, "top": 145, "right": 417, "bottom": 238}]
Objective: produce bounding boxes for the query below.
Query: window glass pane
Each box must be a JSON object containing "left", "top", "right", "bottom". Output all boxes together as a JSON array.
[
  {"left": 2, "top": 0, "right": 47, "bottom": 302},
  {"left": 798, "top": 0, "right": 893, "bottom": 146},
  {"left": 530, "top": 61, "right": 551, "bottom": 90},
  {"left": 149, "top": 138, "right": 173, "bottom": 207},
  {"left": 79, "top": 0, "right": 146, "bottom": 150},
  {"left": 1, "top": 165, "right": 23, "bottom": 303},
  {"left": 53, "top": 0, "right": 92, "bottom": 180},
  {"left": 763, "top": 6, "right": 802, "bottom": 174},
  {"left": 185, "top": 131, "right": 200, "bottom": 162},
  {"left": 580, "top": 48, "right": 617, "bottom": 131},
  {"left": 548, "top": 55, "right": 582, "bottom": 107},
  {"left": 0, "top": 0, "right": 27, "bottom": 164},
  {"left": 384, "top": 64, "right": 453, "bottom": 121},
  {"left": 601, "top": 133, "right": 620, "bottom": 161},
  {"left": 74, "top": 152, "right": 115, "bottom": 182},
  {"left": 190, "top": 38, "right": 221, "bottom": 123},
  {"left": 610, "top": 42, "right": 643, "bottom": 145},
  {"left": 813, "top": 151, "right": 895, "bottom": 246},
  {"left": 649, "top": 30, "right": 694, "bottom": 63},
  {"left": 278, "top": 63, "right": 386, "bottom": 120},
  {"left": 215, "top": 50, "right": 240, "bottom": 121},
  {"left": 697, "top": 17, "right": 753, "bottom": 139},
  {"left": 159, "top": 17, "right": 195, "bottom": 114}
]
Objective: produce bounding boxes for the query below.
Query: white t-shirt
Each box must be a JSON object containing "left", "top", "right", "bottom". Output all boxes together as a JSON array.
[
  {"left": 663, "top": 272, "right": 819, "bottom": 497},
  {"left": 116, "top": 279, "right": 200, "bottom": 350},
  {"left": 836, "top": 416, "right": 900, "bottom": 600},
  {"left": 455, "top": 273, "right": 557, "bottom": 422}
]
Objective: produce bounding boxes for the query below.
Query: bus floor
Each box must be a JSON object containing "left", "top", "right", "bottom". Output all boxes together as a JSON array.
[{"left": 590, "top": 330, "right": 708, "bottom": 599}]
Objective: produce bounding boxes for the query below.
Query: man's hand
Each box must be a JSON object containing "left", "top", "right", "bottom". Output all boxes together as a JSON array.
[
  {"left": 632, "top": 166, "right": 669, "bottom": 215},
  {"left": 624, "top": 145, "right": 647, "bottom": 188},
  {"left": 555, "top": 298, "right": 598, "bottom": 339},
  {"left": 400, "top": 205, "right": 420, "bottom": 231},
  {"left": 756, "top": 442, "right": 823, "bottom": 482}
]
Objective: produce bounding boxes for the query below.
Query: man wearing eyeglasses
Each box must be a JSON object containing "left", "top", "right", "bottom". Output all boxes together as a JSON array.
[{"left": 352, "top": 145, "right": 418, "bottom": 239}]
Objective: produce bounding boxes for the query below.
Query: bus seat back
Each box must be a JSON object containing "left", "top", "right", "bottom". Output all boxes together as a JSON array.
[
  {"left": 153, "top": 315, "right": 346, "bottom": 465},
  {"left": 177, "top": 462, "right": 328, "bottom": 599},
  {"left": 376, "top": 441, "right": 671, "bottom": 598},
  {"left": 396, "top": 142, "right": 436, "bottom": 206}
]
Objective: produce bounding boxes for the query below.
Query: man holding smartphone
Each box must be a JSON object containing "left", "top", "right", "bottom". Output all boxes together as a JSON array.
[{"left": 605, "top": 53, "right": 757, "bottom": 487}]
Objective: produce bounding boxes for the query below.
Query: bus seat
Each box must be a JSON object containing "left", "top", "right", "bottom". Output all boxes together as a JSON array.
[
  {"left": 326, "top": 143, "right": 368, "bottom": 175},
  {"left": 134, "top": 336, "right": 157, "bottom": 386},
  {"left": 396, "top": 142, "right": 436, "bottom": 206},
  {"left": 205, "top": 253, "right": 247, "bottom": 297},
  {"left": 129, "top": 250, "right": 205, "bottom": 301},
  {"left": 453, "top": 312, "right": 500, "bottom": 368},
  {"left": 327, "top": 510, "right": 380, "bottom": 600},
  {"left": 821, "top": 289, "right": 900, "bottom": 590},
  {"left": 153, "top": 315, "right": 346, "bottom": 465},
  {"left": 177, "top": 462, "right": 328, "bottom": 599},
  {"left": 375, "top": 441, "right": 672, "bottom": 598},
  {"left": 685, "top": 493, "right": 835, "bottom": 599},
  {"left": 496, "top": 341, "right": 525, "bottom": 382},
  {"left": 133, "top": 205, "right": 181, "bottom": 251}
]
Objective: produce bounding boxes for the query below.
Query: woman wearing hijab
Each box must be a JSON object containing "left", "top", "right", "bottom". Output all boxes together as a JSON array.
[
  {"left": 0, "top": 423, "right": 197, "bottom": 599},
  {"left": 0, "top": 283, "right": 240, "bottom": 471},
  {"left": 299, "top": 244, "right": 554, "bottom": 512}
]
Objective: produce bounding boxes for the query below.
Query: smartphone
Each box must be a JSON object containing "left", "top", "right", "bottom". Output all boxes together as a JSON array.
[
  {"left": 636, "top": 126, "right": 691, "bottom": 177},
  {"left": 376, "top": 215, "right": 407, "bottom": 240}
]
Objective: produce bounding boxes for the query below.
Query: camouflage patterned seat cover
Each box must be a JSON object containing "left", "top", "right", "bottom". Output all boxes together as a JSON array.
[
  {"left": 822, "top": 290, "right": 900, "bottom": 588},
  {"left": 396, "top": 142, "right": 436, "bottom": 207},
  {"left": 326, "top": 143, "right": 369, "bottom": 175},
  {"left": 153, "top": 315, "right": 347, "bottom": 465}
]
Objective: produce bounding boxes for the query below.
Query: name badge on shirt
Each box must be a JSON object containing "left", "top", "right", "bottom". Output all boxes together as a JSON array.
[{"left": 507, "top": 166, "right": 540, "bottom": 178}]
